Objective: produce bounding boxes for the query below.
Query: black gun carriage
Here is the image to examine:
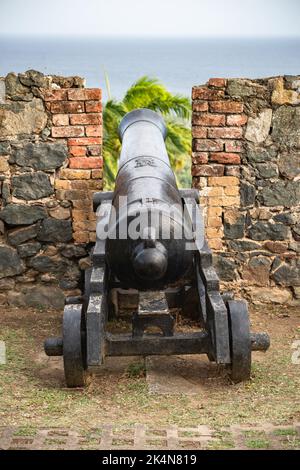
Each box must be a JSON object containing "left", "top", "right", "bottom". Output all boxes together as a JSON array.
[{"left": 45, "top": 109, "right": 270, "bottom": 387}]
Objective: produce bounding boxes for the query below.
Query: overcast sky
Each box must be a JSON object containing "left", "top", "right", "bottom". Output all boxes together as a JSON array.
[{"left": 1, "top": 0, "right": 300, "bottom": 38}]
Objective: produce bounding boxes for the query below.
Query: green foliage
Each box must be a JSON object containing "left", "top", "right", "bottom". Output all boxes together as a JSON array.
[{"left": 103, "top": 76, "right": 192, "bottom": 189}]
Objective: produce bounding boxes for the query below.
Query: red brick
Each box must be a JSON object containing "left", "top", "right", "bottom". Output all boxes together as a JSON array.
[
  {"left": 192, "top": 87, "right": 224, "bottom": 100},
  {"left": 208, "top": 78, "right": 227, "bottom": 88},
  {"left": 91, "top": 169, "right": 103, "bottom": 179},
  {"left": 192, "top": 126, "right": 207, "bottom": 139},
  {"left": 51, "top": 101, "right": 84, "bottom": 114},
  {"left": 69, "top": 157, "right": 103, "bottom": 169},
  {"left": 52, "top": 126, "right": 84, "bottom": 138},
  {"left": 87, "top": 145, "right": 102, "bottom": 156},
  {"left": 210, "top": 153, "right": 241, "bottom": 164},
  {"left": 224, "top": 140, "right": 243, "bottom": 153},
  {"left": 192, "top": 101, "right": 209, "bottom": 112},
  {"left": 207, "top": 127, "right": 243, "bottom": 139},
  {"left": 69, "top": 113, "right": 101, "bottom": 125},
  {"left": 227, "top": 114, "right": 248, "bottom": 126},
  {"left": 192, "top": 113, "right": 225, "bottom": 127},
  {"left": 210, "top": 101, "right": 244, "bottom": 114},
  {"left": 192, "top": 152, "right": 209, "bottom": 165},
  {"left": 68, "top": 137, "right": 102, "bottom": 146},
  {"left": 85, "top": 125, "right": 102, "bottom": 137},
  {"left": 192, "top": 164, "right": 224, "bottom": 177},
  {"left": 42, "top": 89, "right": 68, "bottom": 101},
  {"left": 85, "top": 101, "right": 102, "bottom": 113},
  {"left": 69, "top": 145, "right": 87, "bottom": 157},
  {"left": 193, "top": 139, "right": 223, "bottom": 152},
  {"left": 52, "top": 114, "right": 69, "bottom": 126},
  {"left": 68, "top": 88, "right": 102, "bottom": 101},
  {"left": 85, "top": 89, "right": 101, "bottom": 100}
]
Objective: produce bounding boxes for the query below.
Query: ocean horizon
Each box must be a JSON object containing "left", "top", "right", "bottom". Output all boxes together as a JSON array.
[{"left": 0, "top": 35, "right": 299, "bottom": 100}]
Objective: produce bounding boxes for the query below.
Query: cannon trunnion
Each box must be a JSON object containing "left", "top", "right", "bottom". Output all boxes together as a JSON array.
[{"left": 44, "top": 109, "right": 270, "bottom": 387}]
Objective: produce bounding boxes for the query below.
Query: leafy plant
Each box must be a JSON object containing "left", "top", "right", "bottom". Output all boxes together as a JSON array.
[{"left": 103, "top": 76, "right": 192, "bottom": 189}]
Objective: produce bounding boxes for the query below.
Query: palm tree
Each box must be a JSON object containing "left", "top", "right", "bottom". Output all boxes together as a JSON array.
[{"left": 103, "top": 76, "right": 191, "bottom": 189}]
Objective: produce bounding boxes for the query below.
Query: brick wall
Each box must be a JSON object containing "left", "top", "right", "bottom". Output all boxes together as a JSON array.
[{"left": 192, "top": 76, "right": 300, "bottom": 305}]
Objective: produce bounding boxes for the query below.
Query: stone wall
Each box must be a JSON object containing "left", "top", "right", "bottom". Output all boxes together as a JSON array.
[
  {"left": 192, "top": 76, "right": 300, "bottom": 305},
  {"left": 0, "top": 70, "right": 103, "bottom": 308}
]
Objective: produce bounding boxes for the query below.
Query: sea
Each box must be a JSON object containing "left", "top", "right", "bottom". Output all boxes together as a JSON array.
[{"left": 0, "top": 36, "right": 300, "bottom": 101}]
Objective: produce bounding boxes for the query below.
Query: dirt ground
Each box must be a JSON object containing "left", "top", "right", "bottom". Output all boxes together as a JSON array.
[{"left": 0, "top": 303, "right": 299, "bottom": 435}]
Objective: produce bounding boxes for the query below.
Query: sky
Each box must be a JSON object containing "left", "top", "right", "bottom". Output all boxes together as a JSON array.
[{"left": 0, "top": 0, "right": 299, "bottom": 38}]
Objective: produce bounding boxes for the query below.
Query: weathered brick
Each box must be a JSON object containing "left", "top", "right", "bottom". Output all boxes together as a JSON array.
[
  {"left": 51, "top": 101, "right": 84, "bottom": 114},
  {"left": 89, "top": 231, "right": 96, "bottom": 243},
  {"left": 208, "top": 206, "right": 223, "bottom": 217},
  {"left": 68, "top": 88, "right": 101, "bottom": 101},
  {"left": 210, "top": 153, "right": 241, "bottom": 164},
  {"left": 68, "top": 137, "right": 102, "bottom": 146},
  {"left": 72, "top": 199, "right": 92, "bottom": 209},
  {"left": 61, "top": 189, "right": 87, "bottom": 200},
  {"left": 87, "top": 145, "right": 102, "bottom": 156},
  {"left": 192, "top": 126, "right": 207, "bottom": 138},
  {"left": 192, "top": 164, "right": 224, "bottom": 177},
  {"left": 192, "top": 101, "right": 209, "bottom": 112},
  {"left": 69, "top": 180, "right": 89, "bottom": 190},
  {"left": 208, "top": 78, "right": 227, "bottom": 88},
  {"left": 205, "top": 187, "right": 224, "bottom": 197},
  {"left": 91, "top": 169, "right": 103, "bottom": 179},
  {"left": 208, "top": 238, "right": 223, "bottom": 250},
  {"left": 224, "top": 140, "right": 243, "bottom": 153},
  {"left": 42, "top": 89, "right": 68, "bottom": 101},
  {"left": 226, "top": 114, "right": 248, "bottom": 126},
  {"left": 85, "top": 101, "right": 102, "bottom": 113},
  {"left": 52, "top": 114, "right": 69, "bottom": 126},
  {"left": 69, "top": 113, "right": 101, "bottom": 125},
  {"left": 73, "top": 231, "right": 89, "bottom": 243},
  {"left": 192, "top": 152, "right": 209, "bottom": 165},
  {"left": 69, "top": 145, "right": 87, "bottom": 157},
  {"left": 210, "top": 101, "right": 244, "bottom": 114},
  {"left": 73, "top": 220, "right": 90, "bottom": 232},
  {"left": 72, "top": 209, "right": 87, "bottom": 222},
  {"left": 59, "top": 169, "right": 91, "bottom": 180},
  {"left": 207, "top": 127, "right": 243, "bottom": 139},
  {"left": 224, "top": 186, "right": 240, "bottom": 196},
  {"left": 85, "top": 125, "right": 102, "bottom": 137},
  {"left": 207, "top": 196, "right": 240, "bottom": 207},
  {"left": 208, "top": 176, "right": 239, "bottom": 187},
  {"left": 52, "top": 126, "right": 84, "bottom": 138},
  {"left": 54, "top": 179, "right": 71, "bottom": 190},
  {"left": 193, "top": 139, "right": 223, "bottom": 152},
  {"left": 207, "top": 216, "right": 223, "bottom": 227},
  {"left": 192, "top": 113, "right": 226, "bottom": 127},
  {"left": 192, "top": 87, "right": 225, "bottom": 100},
  {"left": 206, "top": 227, "right": 223, "bottom": 238},
  {"left": 69, "top": 157, "right": 103, "bottom": 169},
  {"left": 225, "top": 165, "right": 240, "bottom": 176},
  {"left": 87, "top": 180, "right": 103, "bottom": 190}
]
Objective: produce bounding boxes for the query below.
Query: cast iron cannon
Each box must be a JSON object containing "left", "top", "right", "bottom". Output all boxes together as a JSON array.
[{"left": 44, "top": 109, "right": 270, "bottom": 387}]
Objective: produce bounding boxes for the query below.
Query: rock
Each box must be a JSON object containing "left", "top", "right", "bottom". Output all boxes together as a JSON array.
[
  {"left": 0, "top": 293, "right": 7, "bottom": 305},
  {"left": 258, "top": 181, "right": 300, "bottom": 207},
  {"left": 0, "top": 245, "right": 24, "bottom": 278},
  {"left": 11, "top": 142, "right": 67, "bottom": 171},
  {"left": 17, "top": 242, "right": 41, "bottom": 258},
  {"left": 240, "top": 182, "right": 256, "bottom": 207},
  {"left": 263, "top": 241, "right": 288, "bottom": 253},
  {"left": 272, "top": 261, "right": 300, "bottom": 286},
  {"left": 271, "top": 77, "right": 300, "bottom": 105},
  {"left": 293, "top": 287, "right": 300, "bottom": 299},
  {"left": 245, "top": 109, "right": 272, "bottom": 143},
  {"left": 0, "top": 98, "right": 47, "bottom": 137},
  {"left": 18, "top": 70, "right": 51, "bottom": 88},
  {"left": 12, "top": 172, "right": 53, "bottom": 200},
  {"left": 224, "top": 209, "right": 245, "bottom": 239},
  {"left": 7, "top": 224, "right": 39, "bottom": 245},
  {"left": 292, "top": 225, "right": 300, "bottom": 241},
  {"left": 278, "top": 151, "right": 300, "bottom": 180},
  {"left": 289, "top": 241, "right": 300, "bottom": 252},
  {"left": 246, "top": 287, "right": 292, "bottom": 304},
  {"left": 227, "top": 239, "right": 261, "bottom": 251},
  {"left": 214, "top": 255, "right": 237, "bottom": 281},
  {"left": 272, "top": 105, "right": 300, "bottom": 147},
  {"left": 27, "top": 254, "right": 66, "bottom": 274},
  {"left": 241, "top": 256, "right": 271, "bottom": 285},
  {"left": 42, "top": 245, "right": 58, "bottom": 256},
  {"left": 1, "top": 181, "right": 10, "bottom": 201},
  {"left": 0, "top": 142, "right": 10, "bottom": 155},
  {"left": 0, "top": 156, "right": 9, "bottom": 172},
  {"left": 248, "top": 222, "right": 288, "bottom": 241},
  {"left": 5, "top": 73, "right": 33, "bottom": 101},
  {"left": 59, "top": 244, "right": 87, "bottom": 258},
  {"left": 59, "top": 279, "right": 79, "bottom": 290},
  {"left": 227, "top": 79, "right": 267, "bottom": 98},
  {"left": 51, "top": 75, "right": 85, "bottom": 88},
  {"left": 0, "top": 220, "right": 4, "bottom": 235},
  {"left": 78, "top": 256, "right": 91, "bottom": 270},
  {"left": 246, "top": 144, "right": 278, "bottom": 163},
  {"left": 273, "top": 213, "right": 294, "bottom": 225},
  {"left": 37, "top": 218, "right": 72, "bottom": 243},
  {"left": 0, "top": 277, "right": 15, "bottom": 291},
  {"left": 255, "top": 163, "right": 278, "bottom": 178},
  {"left": 0, "top": 204, "right": 46, "bottom": 226},
  {"left": 49, "top": 206, "right": 70, "bottom": 220},
  {"left": 8, "top": 285, "right": 65, "bottom": 309}
]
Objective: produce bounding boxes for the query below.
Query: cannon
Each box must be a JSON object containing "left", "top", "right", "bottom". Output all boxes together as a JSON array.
[{"left": 44, "top": 109, "right": 270, "bottom": 387}]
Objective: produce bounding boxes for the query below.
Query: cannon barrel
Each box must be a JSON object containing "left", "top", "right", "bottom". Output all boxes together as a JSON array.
[{"left": 105, "top": 109, "right": 193, "bottom": 290}]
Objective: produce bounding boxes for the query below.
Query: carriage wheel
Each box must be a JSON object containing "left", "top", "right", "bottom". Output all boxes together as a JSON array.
[
  {"left": 63, "top": 304, "right": 87, "bottom": 387},
  {"left": 227, "top": 300, "right": 251, "bottom": 383}
]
